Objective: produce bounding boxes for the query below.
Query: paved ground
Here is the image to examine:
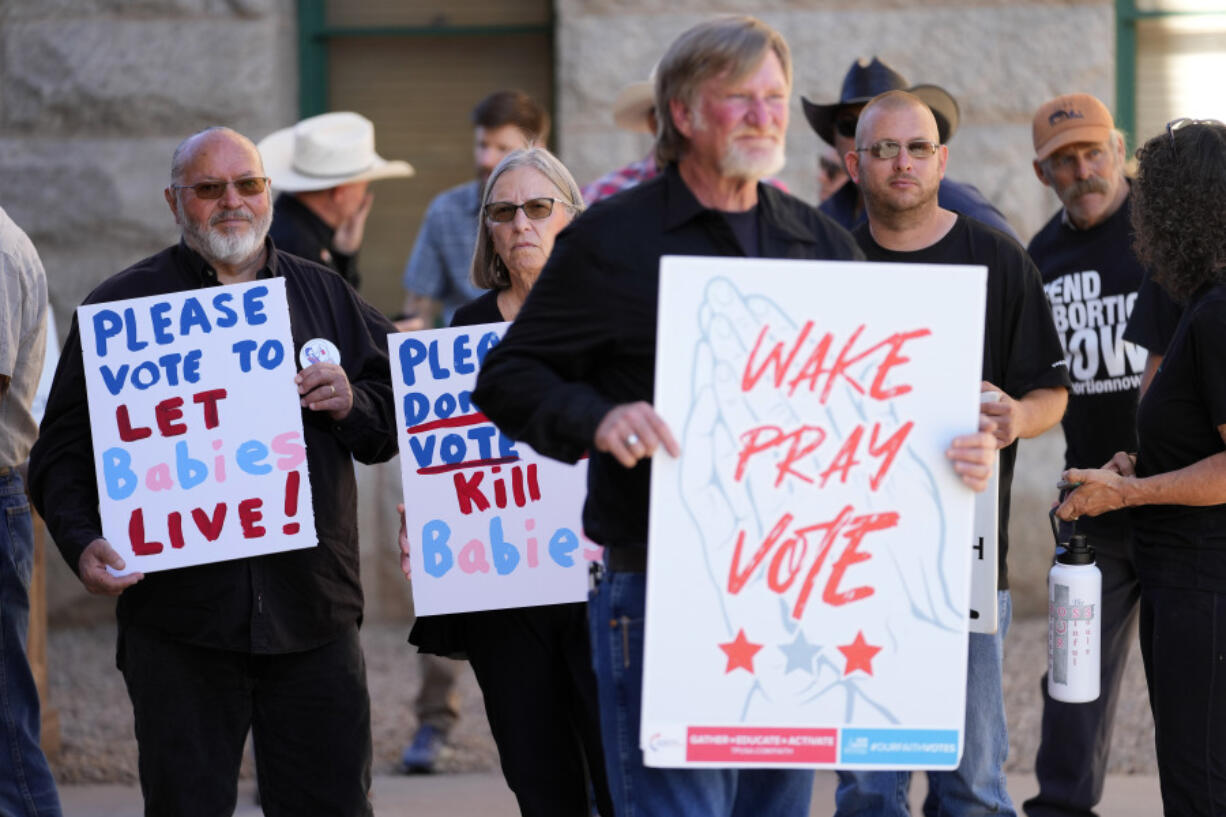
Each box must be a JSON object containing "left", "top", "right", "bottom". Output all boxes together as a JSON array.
[
  {"left": 46, "top": 615, "right": 1161, "bottom": 814},
  {"left": 57, "top": 771, "right": 1162, "bottom": 816}
]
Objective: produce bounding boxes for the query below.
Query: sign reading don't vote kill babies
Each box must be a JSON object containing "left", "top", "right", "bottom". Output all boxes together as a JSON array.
[
  {"left": 390, "top": 324, "right": 598, "bottom": 617},
  {"left": 78, "top": 279, "right": 316, "bottom": 573}
]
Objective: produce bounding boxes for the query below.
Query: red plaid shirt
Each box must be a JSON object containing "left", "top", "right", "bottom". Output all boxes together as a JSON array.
[{"left": 582, "top": 154, "right": 789, "bottom": 205}]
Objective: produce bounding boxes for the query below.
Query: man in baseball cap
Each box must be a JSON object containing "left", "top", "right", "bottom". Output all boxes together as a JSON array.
[
  {"left": 259, "top": 111, "right": 414, "bottom": 290},
  {"left": 1024, "top": 92, "right": 1181, "bottom": 817},
  {"left": 802, "top": 56, "right": 1018, "bottom": 240}
]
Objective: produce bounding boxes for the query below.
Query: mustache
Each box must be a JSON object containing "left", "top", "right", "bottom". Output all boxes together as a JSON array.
[
  {"left": 889, "top": 173, "right": 920, "bottom": 185},
  {"left": 210, "top": 208, "right": 253, "bottom": 226},
  {"left": 1066, "top": 176, "right": 1110, "bottom": 198}
]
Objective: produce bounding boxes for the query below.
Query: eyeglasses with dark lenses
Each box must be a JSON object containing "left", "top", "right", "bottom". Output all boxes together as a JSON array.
[
  {"left": 834, "top": 115, "right": 859, "bottom": 139},
  {"left": 484, "top": 197, "right": 571, "bottom": 223},
  {"left": 1166, "top": 117, "right": 1226, "bottom": 153},
  {"left": 172, "top": 177, "right": 270, "bottom": 199},
  {"left": 856, "top": 140, "right": 940, "bottom": 160}
]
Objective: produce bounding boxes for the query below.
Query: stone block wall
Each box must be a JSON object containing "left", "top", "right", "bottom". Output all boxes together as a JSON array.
[
  {"left": 0, "top": 0, "right": 299, "bottom": 336},
  {"left": 6, "top": 0, "right": 301, "bottom": 623}
]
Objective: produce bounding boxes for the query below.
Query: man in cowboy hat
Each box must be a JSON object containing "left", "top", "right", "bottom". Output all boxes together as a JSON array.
[
  {"left": 803, "top": 57, "right": 1019, "bottom": 241},
  {"left": 259, "top": 111, "right": 414, "bottom": 291}
]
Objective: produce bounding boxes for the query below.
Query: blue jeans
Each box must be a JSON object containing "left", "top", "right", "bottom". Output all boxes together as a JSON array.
[
  {"left": 0, "top": 470, "right": 62, "bottom": 816},
  {"left": 835, "top": 591, "right": 1014, "bottom": 817},
  {"left": 589, "top": 566, "right": 814, "bottom": 817}
]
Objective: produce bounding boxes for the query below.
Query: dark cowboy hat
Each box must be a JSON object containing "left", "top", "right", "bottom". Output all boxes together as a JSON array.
[{"left": 801, "top": 57, "right": 961, "bottom": 147}]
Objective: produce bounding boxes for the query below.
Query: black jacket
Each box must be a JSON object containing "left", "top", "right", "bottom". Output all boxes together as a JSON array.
[{"left": 473, "top": 163, "right": 862, "bottom": 549}]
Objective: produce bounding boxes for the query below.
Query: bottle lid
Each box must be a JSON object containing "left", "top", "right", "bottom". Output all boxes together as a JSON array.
[{"left": 1056, "top": 533, "right": 1095, "bottom": 565}]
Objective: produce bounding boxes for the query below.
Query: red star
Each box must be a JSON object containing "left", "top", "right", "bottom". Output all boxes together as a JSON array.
[
  {"left": 718, "top": 628, "right": 763, "bottom": 674},
  {"left": 838, "top": 630, "right": 883, "bottom": 677}
]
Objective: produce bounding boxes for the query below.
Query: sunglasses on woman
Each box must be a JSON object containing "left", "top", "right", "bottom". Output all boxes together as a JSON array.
[{"left": 484, "top": 197, "right": 572, "bottom": 223}]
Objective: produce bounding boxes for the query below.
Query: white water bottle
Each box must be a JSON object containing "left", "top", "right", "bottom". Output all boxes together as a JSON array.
[{"left": 1047, "top": 532, "right": 1101, "bottom": 703}]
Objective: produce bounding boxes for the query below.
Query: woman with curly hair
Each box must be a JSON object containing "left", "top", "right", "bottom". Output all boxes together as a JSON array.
[{"left": 1056, "top": 118, "right": 1226, "bottom": 815}]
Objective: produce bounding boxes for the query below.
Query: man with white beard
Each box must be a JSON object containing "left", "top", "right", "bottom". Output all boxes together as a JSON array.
[{"left": 29, "top": 127, "right": 397, "bottom": 816}]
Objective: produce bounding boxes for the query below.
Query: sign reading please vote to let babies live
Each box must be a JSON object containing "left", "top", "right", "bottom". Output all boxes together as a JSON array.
[
  {"left": 390, "top": 324, "right": 598, "bottom": 617},
  {"left": 79, "top": 279, "right": 315, "bottom": 573}
]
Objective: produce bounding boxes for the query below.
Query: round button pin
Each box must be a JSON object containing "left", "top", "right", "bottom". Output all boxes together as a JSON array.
[{"left": 299, "top": 338, "right": 341, "bottom": 368}]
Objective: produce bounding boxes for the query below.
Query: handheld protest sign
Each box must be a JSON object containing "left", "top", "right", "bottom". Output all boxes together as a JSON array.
[
  {"left": 390, "top": 324, "right": 599, "bottom": 616},
  {"left": 969, "top": 391, "right": 1001, "bottom": 635},
  {"left": 642, "top": 257, "right": 986, "bottom": 769},
  {"left": 78, "top": 278, "right": 316, "bottom": 573}
]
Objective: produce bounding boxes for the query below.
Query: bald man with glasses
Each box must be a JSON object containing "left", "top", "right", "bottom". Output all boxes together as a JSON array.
[
  {"left": 832, "top": 90, "right": 1070, "bottom": 817},
  {"left": 30, "top": 126, "right": 397, "bottom": 817}
]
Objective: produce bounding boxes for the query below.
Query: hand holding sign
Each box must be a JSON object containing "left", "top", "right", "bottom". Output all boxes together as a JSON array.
[
  {"left": 594, "top": 402, "right": 680, "bottom": 468},
  {"left": 79, "top": 538, "right": 143, "bottom": 595}
]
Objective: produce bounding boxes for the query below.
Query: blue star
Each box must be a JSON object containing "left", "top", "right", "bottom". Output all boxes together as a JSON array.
[{"left": 778, "top": 630, "right": 822, "bottom": 675}]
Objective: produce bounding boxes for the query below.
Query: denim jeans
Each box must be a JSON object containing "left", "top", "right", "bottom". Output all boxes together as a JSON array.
[
  {"left": 835, "top": 591, "right": 1014, "bottom": 817},
  {"left": 0, "top": 470, "right": 62, "bottom": 816},
  {"left": 589, "top": 566, "right": 814, "bottom": 817}
]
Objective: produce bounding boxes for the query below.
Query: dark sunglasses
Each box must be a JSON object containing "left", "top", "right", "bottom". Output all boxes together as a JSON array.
[
  {"left": 171, "top": 177, "right": 270, "bottom": 199},
  {"left": 856, "top": 139, "right": 940, "bottom": 160},
  {"left": 834, "top": 114, "right": 859, "bottom": 140},
  {"left": 484, "top": 197, "right": 572, "bottom": 223},
  {"left": 1166, "top": 117, "right": 1226, "bottom": 153}
]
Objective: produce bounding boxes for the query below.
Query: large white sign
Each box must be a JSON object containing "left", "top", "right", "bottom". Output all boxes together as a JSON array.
[
  {"left": 642, "top": 257, "right": 987, "bottom": 769},
  {"left": 79, "top": 279, "right": 316, "bottom": 572},
  {"left": 390, "top": 324, "right": 600, "bottom": 616}
]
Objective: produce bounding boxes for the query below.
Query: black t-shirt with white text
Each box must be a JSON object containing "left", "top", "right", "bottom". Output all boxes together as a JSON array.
[
  {"left": 1028, "top": 194, "right": 1149, "bottom": 539},
  {"left": 854, "top": 216, "right": 1071, "bottom": 588},
  {"left": 1133, "top": 282, "right": 1226, "bottom": 590}
]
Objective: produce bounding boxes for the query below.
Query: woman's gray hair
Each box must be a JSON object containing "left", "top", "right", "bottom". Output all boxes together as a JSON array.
[
  {"left": 470, "top": 147, "right": 585, "bottom": 291},
  {"left": 654, "top": 15, "right": 792, "bottom": 167}
]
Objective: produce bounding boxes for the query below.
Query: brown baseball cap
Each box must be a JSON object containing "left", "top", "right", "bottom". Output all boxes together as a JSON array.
[{"left": 1033, "top": 93, "right": 1115, "bottom": 161}]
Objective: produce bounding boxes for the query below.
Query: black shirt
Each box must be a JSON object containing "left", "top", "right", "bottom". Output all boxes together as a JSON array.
[
  {"left": 452, "top": 288, "right": 504, "bottom": 325},
  {"left": 1028, "top": 193, "right": 1152, "bottom": 539},
  {"left": 473, "top": 163, "right": 862, "bottom": 549},
  {"left": 269, "top": 193, "right": 361, "bottom": 289},
  {"left": 1123, "top": 274, "right": 1183, "bottom": 357},
  {"left": 854, "top": 216, "right": 1071, "bottom": 588},
  {"left": 29, "top": 238, "right": 397, "bottom": 653},
  {"left": 1133, "top": 282, "right": 1226, "bottom": 590}
]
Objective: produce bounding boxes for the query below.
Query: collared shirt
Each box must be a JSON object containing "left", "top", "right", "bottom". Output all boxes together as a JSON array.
[
  {"left": 821, "top": 177, "right": 1022, "bottom": 244},
  {"left": 269, "top": 193, "right": 360, "bottom": 289},
  {"left": 581, "top": 155, "right": 659, "bottom": 204},
  {"left": 402, "top": 179, "right": 483, "bottom": 324},
  {"left": 0, "top": 206, "right": 47, "bottom": 467},
  {"left": 473, "top": 163, "right": 862, "bottom": 549},
  {"left": 29, "top": 238, "right": 398, "bottom": 654},
  {"left": 582, "top": 153, "right": 793, "bottom": 205}
]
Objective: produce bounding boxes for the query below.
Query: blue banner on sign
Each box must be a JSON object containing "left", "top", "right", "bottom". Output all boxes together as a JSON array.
[{"left": 840, "top": 728, "right": 960, "bottom": 765}]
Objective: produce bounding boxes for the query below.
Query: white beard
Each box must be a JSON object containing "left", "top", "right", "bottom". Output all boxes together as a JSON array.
[
  {"left": 720, "top": 138, "right": 786, "bottom": 181},
  {"left": 181, "top": 204, "right": 272, "bottom": 267}
]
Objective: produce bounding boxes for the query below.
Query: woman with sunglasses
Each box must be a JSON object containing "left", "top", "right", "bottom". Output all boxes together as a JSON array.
[
  {"left": 405, "top": 147, "right": 612, "bottom": 817},
  {"left": 1056, "top": 119, "right": 1226, "bottom": 815}
]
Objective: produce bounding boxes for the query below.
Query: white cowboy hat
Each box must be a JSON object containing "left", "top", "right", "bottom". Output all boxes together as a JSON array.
[
  {"left": 257, "top": 111, "right": 414, "bottom": 192},
  {"left": 612, "top": 79, "right": 655, "bottom": 134}
]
